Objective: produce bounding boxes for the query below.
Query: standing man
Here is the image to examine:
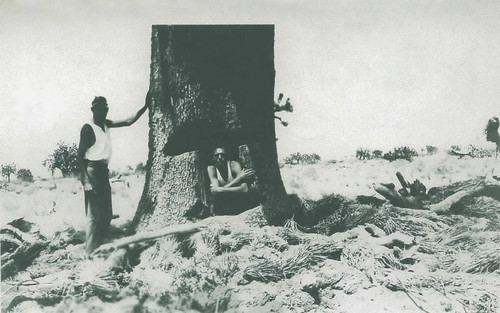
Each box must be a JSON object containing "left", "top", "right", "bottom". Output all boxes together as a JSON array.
[
  {"left": 77, "top": 93, "right": 150, "bottom": 254},
  {"left": 207, "top": 146, "right": 259, "bottom": 215}
]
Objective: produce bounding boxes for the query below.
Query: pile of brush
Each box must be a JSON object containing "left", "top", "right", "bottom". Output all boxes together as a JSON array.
[{"left": 243, "top": 239, "right": 341, "bottom": 283}]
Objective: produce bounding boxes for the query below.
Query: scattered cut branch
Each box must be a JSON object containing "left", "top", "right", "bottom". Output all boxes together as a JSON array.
[
  {"left": 347, "top": 227, "right": 415, "bottom": 249},
  {"left": 92, "top": 223, "right": 205, "bottom": 255},
  {"left": 449, "top": 151, "right": 473, "bottom": 159},
  {"left": 1, "top": 222, "right": 48, "bottom": 279},
  {"left": 430, "top": 183, "right": 500, "bottom": 213},
  {"left": 374, "top": 184, "right": 426, "bottom": 209}
]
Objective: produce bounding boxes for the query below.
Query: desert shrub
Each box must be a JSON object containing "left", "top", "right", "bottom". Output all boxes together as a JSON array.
[
  {"left": 425, "top": 145, "right": 439, "bottom": 155},
  {"left": 43, "top": 142, "right": 79, "bottom": 177},
  {"left": 303, "top": 153, "right": 321, "bottom": 164},
  {"left": 284, "top": 153, "right": 300, "bottom": 165},
  {"left": 284, "top": 153, "right": 321, "bottom": 165},
  {"left": 468, "top": 145, "right": 494, "bottom": 158},
  {"left": 448, "top": 144, "right": 494, "bottom": 158},
  {"left": 372, "top": 150, "right": 383, "bottom": 158},
  {"left": 16, "top": 168, "right": 34, "bottom": 183},
  {"left": 135, "top": 162, "right": 147, "bottom": 174},
  {"left": 447, "top": 145, "right": 461, "bottom": 155},
  {"left": 1, "top": 163, "right": 16, "bottom": 182},
  {"left": 383, "top": 146, "right": 418, "bottom": 162},
  {"left": 355, "top": 148, "right": 371, "bottom": 160}
]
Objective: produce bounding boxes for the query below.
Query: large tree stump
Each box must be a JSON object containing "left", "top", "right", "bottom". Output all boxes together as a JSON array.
[{"left": 134, "top": 25, "right": 290, "bottom": 231}]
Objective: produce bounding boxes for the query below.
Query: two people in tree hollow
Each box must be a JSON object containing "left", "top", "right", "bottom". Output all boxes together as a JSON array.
[{"left": 78, "top": 94, "right": 259, "bottom": 254}]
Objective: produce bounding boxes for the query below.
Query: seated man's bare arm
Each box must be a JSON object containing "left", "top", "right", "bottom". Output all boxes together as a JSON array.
[
  {"left": 209, "top": 165, "right": 248, "bottom": 193},
  {"left": 209, "top": 161, "right": 252, "bottom": 194},
  {"left": 224, "top": 161, "right": 254, "bottom": 188},
  {"left": 207, "top": 166, "right": 220, "bottom": 188},
  {"left": 219, "top": 183, "right": 248, "bottom": 193}
]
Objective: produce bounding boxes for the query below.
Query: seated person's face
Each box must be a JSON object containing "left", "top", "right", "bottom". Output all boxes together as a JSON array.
[{"left": 214, "top": 148, "right": 227, "bottom": 166}]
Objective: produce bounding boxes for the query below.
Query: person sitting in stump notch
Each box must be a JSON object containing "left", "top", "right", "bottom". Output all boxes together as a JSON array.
[{"left": 207, "top": 146, "right": 258, "bottom": 215}]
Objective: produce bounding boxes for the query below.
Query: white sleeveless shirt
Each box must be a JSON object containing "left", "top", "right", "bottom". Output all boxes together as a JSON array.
[
  {"left": 216, "top": 161, "right": 235, "bottom": 186},
  {"left": 85, "top": 122, "right": 112, "bottom": 164}
]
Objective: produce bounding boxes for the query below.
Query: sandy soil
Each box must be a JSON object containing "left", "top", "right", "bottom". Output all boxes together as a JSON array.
[{"left": 1, "top": 153, "right": 499, "bottom": 313}]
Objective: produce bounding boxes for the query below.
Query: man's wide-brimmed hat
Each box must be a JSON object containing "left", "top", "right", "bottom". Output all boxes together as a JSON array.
[{"left": 91, "top": 96, "right": 108, "bottom": 109}]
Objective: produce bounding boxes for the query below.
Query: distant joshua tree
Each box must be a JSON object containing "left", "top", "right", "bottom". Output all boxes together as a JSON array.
[
  {"left": 485, "top": 117, "right": 500, "bottom": 145},
  {"left": 284, "top": 152, "right": 321, "bottom": 165},
  {"left": 383, "top": 146, "right": 418, "bottom": 162},
  {"left": 43, "top": 142, "right": 79, "bottom": 177},
  {"left": 372, "top": 150, "right": 383, "bottom": 159},
  {"left": 356, "top": 148, "right": 371, "bottom": 160},
  {"left": 1, "top": 163, "right": 16, "bottom": 182},
  {"left": 485, "top": 117, "right": 500, "bottom": 157},
  {"left": 425, "top": 145, "right": 438, "bottom": 155},
  {"left": 274, "top": 93, "right": 293, "bottom": 127}
]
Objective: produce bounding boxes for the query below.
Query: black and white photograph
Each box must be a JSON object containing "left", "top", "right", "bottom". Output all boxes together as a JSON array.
[{"left": 1, "top": 1, "right": 499, "bottom": 312}]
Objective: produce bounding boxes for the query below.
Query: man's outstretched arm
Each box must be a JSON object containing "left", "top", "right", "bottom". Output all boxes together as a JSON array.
[{"left": 106, "top": 91, "right": 151, "bottom": 128}]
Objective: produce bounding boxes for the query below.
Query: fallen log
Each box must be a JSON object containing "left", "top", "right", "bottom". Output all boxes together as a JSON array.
[
  {"left": 4, "top": 295, "right": 63, "bottom": 312},
  {"left": 364, "top": 223, "right": 385, "bottom": 238},
  {"left": 346, "top": 226, "right": 415, "bottom": 249},
  {"left": 93, "top": 206, "right": 263, "bottom": 257},
  {"left": 1, "top": 224, "right": 39, "bottom": 243},
  {"left": 449, "top": 150, "right": 473, "bottom": 158},
  {"left": 1, "top": 221, "right": 49, "bottom": 280},
  {"left": 97, "top": 248, "right": 130, "bottom": 276},
  {"left": 92, "top": 223, "right": 206, "bottom": 255},
  {"left": 430, "top": 183, "right": 500, "bottom": 213}
]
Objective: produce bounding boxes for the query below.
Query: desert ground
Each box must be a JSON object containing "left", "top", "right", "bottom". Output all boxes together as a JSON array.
[{"left": 1, "top": 151, "right": 499, "bottom": 313}]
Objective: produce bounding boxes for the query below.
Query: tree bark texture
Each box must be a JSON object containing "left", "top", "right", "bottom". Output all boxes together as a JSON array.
[{"left": 134, "top": 25, "right": 289, "bottom": 230}]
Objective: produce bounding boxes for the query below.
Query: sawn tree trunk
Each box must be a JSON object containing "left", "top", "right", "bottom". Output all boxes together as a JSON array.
[{"left": 134, "top": 25, "right": 290, "bottom": 231}]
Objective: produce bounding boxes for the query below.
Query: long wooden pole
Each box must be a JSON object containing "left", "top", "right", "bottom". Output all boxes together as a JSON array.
[{"left": 92, "top": 223, "right": 205, "bottom": 255}]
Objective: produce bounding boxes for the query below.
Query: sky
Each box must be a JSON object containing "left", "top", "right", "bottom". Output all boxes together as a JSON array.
[{"left": 2, "top": 0, "right": 500, "bottom": 176}]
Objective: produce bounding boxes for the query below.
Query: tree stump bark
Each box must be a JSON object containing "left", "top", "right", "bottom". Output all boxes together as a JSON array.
[{"left": 134, "top": 25, "right": 290, "bottom": 231}]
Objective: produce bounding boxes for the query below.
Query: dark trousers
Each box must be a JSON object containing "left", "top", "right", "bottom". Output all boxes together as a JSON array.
[
  {"left": 212, "top": 192, "right": 261, "bottom": 215},
  {"left": 85, "top": 161, "right": 112, "bottom": 254}
]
